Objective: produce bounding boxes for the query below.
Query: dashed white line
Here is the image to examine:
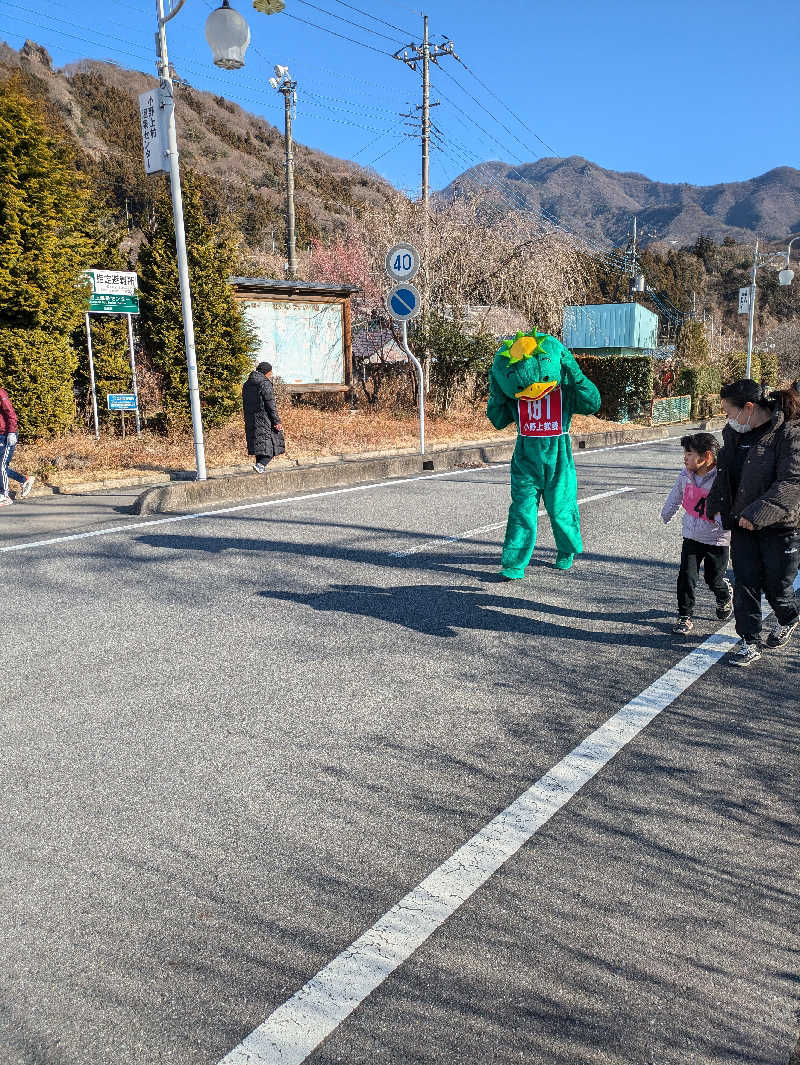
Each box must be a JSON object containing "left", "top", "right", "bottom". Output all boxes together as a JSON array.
[
  {"left": 0, "top": 432, "right": 686, "bottom": 556},
  {"left": 0, "top": 465, "right": 509, "bottom": 555},
  {"left": 216, "top": 619, "right": 744, "bottom": 1065},
  {"left": 390, "top": 486, "right": 637, "bottom": 557}
]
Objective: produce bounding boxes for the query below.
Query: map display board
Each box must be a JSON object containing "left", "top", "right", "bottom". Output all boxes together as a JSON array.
[{"left": 240, "top": 298, "right": 345, "bottom": 385}]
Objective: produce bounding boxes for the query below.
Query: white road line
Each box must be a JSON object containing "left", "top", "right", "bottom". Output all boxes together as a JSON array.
[
  {"left": 0, "top": 432, "right": 685, "bottom": 556},
  {"left": 216, "top": 620, "right": 744, "bottom": 1065},
  {"left": 0, "top": 466, "right": 509, "bottom": 555},
  {"left": 390, "top": 486, "right": 637, "bottom": 557}
]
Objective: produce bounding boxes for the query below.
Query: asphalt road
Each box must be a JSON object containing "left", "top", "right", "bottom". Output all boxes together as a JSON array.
[{"left": 2, "top": 438, "right": 798, "bottom": 1065}]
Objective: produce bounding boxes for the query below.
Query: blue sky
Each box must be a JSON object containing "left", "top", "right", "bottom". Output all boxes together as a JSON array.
[{"left": 0, "top": 0, "right": 793, "bottom": 195}]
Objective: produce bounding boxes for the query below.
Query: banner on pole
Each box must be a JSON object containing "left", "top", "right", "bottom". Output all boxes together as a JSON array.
[
  {"left": 738, "top": 286, "right": 752, "bottom": 315},
  {"left": 139, "top": 89, "right": 167, "bottom": 175}
]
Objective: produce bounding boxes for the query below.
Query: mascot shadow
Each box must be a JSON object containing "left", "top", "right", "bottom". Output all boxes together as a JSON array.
[{"left": 258, "top": 582, "right": 668, "bottom": 646}]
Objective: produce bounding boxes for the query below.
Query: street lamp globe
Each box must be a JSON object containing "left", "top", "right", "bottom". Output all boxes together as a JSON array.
[
  {"left": 779, "top": 269, "right": 795, "bottom": 286},
  {"left": 205, "top": 0, "right": 250, "bottom": 70}
]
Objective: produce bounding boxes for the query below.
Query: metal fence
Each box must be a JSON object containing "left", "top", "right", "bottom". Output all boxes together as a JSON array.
[{"left": 651, "top": 394, "right": 692, "bottom": 425}]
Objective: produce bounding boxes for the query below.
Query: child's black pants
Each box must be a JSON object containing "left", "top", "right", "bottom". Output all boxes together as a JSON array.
[{"left": 677, "top": 538, "right": 730, "bottom": 618}]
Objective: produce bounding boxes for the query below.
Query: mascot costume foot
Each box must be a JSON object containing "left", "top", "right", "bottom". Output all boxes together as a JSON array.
[{"left": 487, "top": 331, "right": 601, "bottom": 579}]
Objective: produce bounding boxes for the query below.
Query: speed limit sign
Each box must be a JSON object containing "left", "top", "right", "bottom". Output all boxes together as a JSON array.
[{"left": 385, "top": 242, "right": 420, "bottom": 283}]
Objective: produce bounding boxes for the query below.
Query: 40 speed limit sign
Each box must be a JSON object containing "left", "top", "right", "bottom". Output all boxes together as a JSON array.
[{"left": 385, "top": 242, "right": 420, "bottom": 283}]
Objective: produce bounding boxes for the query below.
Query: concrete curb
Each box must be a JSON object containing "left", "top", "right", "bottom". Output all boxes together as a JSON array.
[{"left": 132, "top": 418, "right": 726, "bottom": 516}]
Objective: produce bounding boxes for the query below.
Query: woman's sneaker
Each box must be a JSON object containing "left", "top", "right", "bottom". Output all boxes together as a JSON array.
[
  {"left": 0, "top": 495, "right": 12, "bottom": 507},
  {"left": 765, "top": 619, "right": 799, "bottom": 648},
  {"left": 672, "top": 616, "right": 693, "bottom": 635},
  {"left": 729, "top": 639, "right": 762, "bottom": 666},
  {"left": 20, "top": 475, "right": 36, "bottom": 498},
  {"left": 716, "top": 579, "right": 734, "bottom": 621}
]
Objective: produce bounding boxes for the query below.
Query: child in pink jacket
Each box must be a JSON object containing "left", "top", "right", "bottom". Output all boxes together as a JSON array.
[{"left": 661, "top": 432, "right": 732, "bottom": 634}]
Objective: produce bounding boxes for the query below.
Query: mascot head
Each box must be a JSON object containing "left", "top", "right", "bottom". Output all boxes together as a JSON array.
[{"left": 498, "top": 331, "right": 562, "bottom": 400}]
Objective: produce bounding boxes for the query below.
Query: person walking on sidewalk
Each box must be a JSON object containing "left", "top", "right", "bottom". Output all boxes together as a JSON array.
[
  {"left": 707, "top": 379, "right": 800, "bottom": 666},
  {"left": 242, "top": 362, "right": 285, "bottom": 473},
  {"left": 662, "top": 432, "right": 732, "bottom": 635},
  {"left": 0, "top": 385, "right": 35, "bottom": 507}
]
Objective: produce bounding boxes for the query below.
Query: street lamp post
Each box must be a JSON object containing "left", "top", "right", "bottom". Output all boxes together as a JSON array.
[
  {"left": 778, "top": 235, "right": 799, "bottom": 287},
  {"left": 269, "top": 66, "right": 298, "bottom": 279},
  {"left": 744, "top": 239, "right": 784, "bottom": 378},
  {"left": 153, "top": 0, "right": 250, "bottom": 480}
]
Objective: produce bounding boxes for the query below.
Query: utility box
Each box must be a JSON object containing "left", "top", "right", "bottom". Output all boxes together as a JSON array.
[
  {"left": 563, "top": 302, "right": 659, "bottom": 354},
  {"left": 232, "top": 278, "right": 358, "bottom": 392}
]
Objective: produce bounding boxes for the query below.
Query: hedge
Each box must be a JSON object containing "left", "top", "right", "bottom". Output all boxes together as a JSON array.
[
  {"left": 576, "top": 354, "right": 654, "bottom": 423},
  {"left": 0, "top": 328, "right": 77, "bottom": 438},
  {"left": 724, "top": 351, "right": 760, "bottom": 385},
  {"left": 676, "top": 365, "right": 723, "bottom": 419}
]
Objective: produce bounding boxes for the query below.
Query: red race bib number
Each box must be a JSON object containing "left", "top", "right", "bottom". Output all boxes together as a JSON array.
[
  {"left": 682, "top": 481, "right": 714, "bottom": 523},
  {"left": 518, "top": 388, "right": 563, "bottom": 437}
]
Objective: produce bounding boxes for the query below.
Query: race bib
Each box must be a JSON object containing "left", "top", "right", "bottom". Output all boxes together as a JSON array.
[
  {"left": 518, "top": 388, "right": 563, "bottom": 438},
  {"left": 682, "top": 481, "right": 713, "bottom": 523}
]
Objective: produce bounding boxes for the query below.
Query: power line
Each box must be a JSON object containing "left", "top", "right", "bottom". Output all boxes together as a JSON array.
[
  {"left": 0, "top": 12, "right": 155, "bottom": 68},
  {"left": 303, "top": 88, "right": 401, "bottom": 118},
  {"left": 453, "top": 55, "right": 558, "bottom": 157},
  {"left": 363, "top": 137, "right": 408, "bottom": 169},
  {"left": 282, "top": 10, "right": 393, "bottom": 56},
  {"left": 325, "top": 0, "right": 414, "bottom": 37},
  {"left": 438, "top": 64, "right": 544, "bottom": 162},
  {"left": 350, "top": 127, "right": 398, "bottom": 160},
  {"left": 292, "top": 0, "right": 405, "bottom": 45}
]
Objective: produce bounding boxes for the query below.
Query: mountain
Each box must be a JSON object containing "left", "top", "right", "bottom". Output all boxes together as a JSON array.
[
  {"left": 0, "top": 39, "right": 396, "bottom": 266},
  {"left": 439, "top": 156, "right": 800, "bottom": 247}
]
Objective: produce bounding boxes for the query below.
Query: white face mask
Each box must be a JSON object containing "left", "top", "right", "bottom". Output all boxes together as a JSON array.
[{"left": 727, "top": 410, "right": 752, "bottom": 434}]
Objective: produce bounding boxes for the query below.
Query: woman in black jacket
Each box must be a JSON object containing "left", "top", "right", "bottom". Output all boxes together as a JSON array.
[
  {"left": 242, "top": 361, "right": 285, "bottom": 472},
  {"left": 707, "top": 379, "right": 800, "bottom": 666}
]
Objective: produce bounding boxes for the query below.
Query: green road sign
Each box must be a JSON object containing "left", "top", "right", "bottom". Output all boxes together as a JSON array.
[
  {"left": 86, "top": 270, "right": 140, "bottom": 315},
  {"left": 89, "top": 292, "right": 139, "bottom": 314}
]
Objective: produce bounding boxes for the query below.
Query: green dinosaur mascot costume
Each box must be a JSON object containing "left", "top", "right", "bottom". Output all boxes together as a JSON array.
[{"left": 487, "top": 330, "right": 601, "bottom": 578}]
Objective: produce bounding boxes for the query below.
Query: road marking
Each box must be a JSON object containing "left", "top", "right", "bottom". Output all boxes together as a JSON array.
[
  {"left": 390, "top": 486, "right": 637, "bottom": 557},
  {"left": 0, "top": 466, "right": 509, "bottom": 555},
  {"left": 216, "top": 620, "right": 744, "bottom": 1065},
  {"left": 0, "top": 432, "right": 691, "bottom": 556}
]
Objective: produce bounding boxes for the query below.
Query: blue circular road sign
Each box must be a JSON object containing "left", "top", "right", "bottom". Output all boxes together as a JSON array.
[{"left": 386, "top": 282, "right": 422, "bottom": 322}]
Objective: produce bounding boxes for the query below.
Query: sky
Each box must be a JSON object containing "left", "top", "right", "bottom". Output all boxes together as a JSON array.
[{"left": 0, "top": 0, "right": 794, "bottom": 198}]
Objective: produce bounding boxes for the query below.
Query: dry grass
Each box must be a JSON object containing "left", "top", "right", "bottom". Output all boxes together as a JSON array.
[{"left": 19, "top": 406, "right": 629, "bottom": 487}]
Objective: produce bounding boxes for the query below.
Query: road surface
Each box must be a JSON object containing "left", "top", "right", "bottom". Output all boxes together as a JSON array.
[{"left": 2, "top": 437, "right": 797, "bottom": 1065}]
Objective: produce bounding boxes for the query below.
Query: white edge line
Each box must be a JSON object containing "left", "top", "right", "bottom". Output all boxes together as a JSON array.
[
  {"left": 216, "top": 619, "right": 744, "bottom": 1065},
  {"left": 390, "top": 486, "right": 638, "bottom": 557},
  {"left": 1, "top": 434, "right": 679, "bottom": 556},
  {"left": 0, "top": 465, "right": 510, "bottom": 555}
]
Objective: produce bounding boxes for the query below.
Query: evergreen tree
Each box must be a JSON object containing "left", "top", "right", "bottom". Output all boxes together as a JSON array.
[
  {"left": 0, "top": 77, "right": 97, "bottom": 435},
  {"left": 676, "top": 320, "right": 710, "bottom": 365},
  {"left": 138, "top": 175, "right": 255, "bottom": 428}
]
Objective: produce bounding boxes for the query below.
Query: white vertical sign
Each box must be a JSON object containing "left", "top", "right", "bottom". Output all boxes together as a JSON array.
[
  {"left": 139, "top": 89, "right": 167, "bottom": 175},
  {"left": 738, "top": 286, "right": 752, "bottom": 315}
]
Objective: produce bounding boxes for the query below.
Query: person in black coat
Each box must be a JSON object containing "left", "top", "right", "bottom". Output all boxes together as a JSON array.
[
  {"left": 242, "top": 361, "right": 285, "bottom": 472},
  {"left": 707, "top": 379, "right": 800, "bottom": 666}
]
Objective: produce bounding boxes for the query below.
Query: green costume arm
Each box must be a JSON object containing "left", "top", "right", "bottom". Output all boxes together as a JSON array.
[
  {"left": 560, "top": 348, "right": 601, "bottom": 415},
  {"left": 487, "top": 366, "right": 516, "bottom": 429}
]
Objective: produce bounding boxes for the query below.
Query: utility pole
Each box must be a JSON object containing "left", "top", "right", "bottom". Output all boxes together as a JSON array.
[
  {"left": 421, "top": 15, "right": 431, "bottom": 205},
  {"left": 270, "top": 66, "right": 297, "bottom": 278},
  {"left": 394, "top": 17, "right": 456, "bottom": 208},
  {"left": 394, "top": 17, "right": 457, "bottom": 388},
  {"left": 746, "top": 239, "right": 758, "bottom": 378},
  {"left": 155, "top": 0, "right": 207, "bottom": 479}
]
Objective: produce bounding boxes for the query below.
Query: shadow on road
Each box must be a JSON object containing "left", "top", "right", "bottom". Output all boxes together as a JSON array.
[{"left": 256, "top": 582, "right": 669, "bottom": 643}]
